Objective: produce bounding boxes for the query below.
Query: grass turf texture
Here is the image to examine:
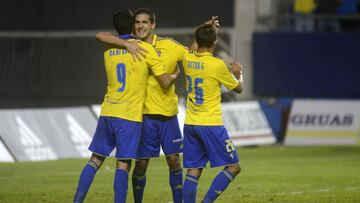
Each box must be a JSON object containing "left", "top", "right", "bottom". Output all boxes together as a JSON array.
[{"left": 0, "top": 146, "right": 359, "bottom": 203}]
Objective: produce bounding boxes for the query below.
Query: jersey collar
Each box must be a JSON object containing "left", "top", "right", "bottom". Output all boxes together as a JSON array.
[
  {"left": 119, "top": 34, "right": 133, "bottom": 40},
  {"left": 195, "top": 51, "right": 213, "bottom": 57},
  {"left": 151, "top": 34, "right": 158, "bottom": 47}
]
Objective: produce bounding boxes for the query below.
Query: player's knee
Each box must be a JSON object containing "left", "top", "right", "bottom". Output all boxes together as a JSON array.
[
  {"left": 90, "top": 153, "right": 106, "bottom": 168},
  {"left": 134, "top": 159, "right": 149, "bottom": 174},
  {"left": 227, "top": 164, "right": 241, "bottom": 176},
  {"left": 166, "top": 154, "right": 181, "bottom": 170},
  {"left": 187, "top": 168, "right": 202, "bottom": 178},
  {"left": 117, "top": 159, "right": 132, "bottom": 172}
]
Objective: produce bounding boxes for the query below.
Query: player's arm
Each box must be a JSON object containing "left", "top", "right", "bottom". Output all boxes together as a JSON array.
[
  {"left": 155, "top": 70, "right": 180, "bottom": 89},
  {"left": 95, "top": 32, "right": 148, "bottom": 61},
  {"left": 142, "top": 43, "right": 180, "bottom": 88},
  {"left": 217, "top": 60, "right": 243, "bottom": 94},
  {"left": 205, "top": 16, "right": 220, "bottom": 32},
  {"left": 230, "top": 62, "right": 243, "bottom": 94},
  {"left": 189, "top": 16, "right": 220, "bottom": 50},
  {"left": 155, "top": 66, "right": 180, "bottom": 88}
]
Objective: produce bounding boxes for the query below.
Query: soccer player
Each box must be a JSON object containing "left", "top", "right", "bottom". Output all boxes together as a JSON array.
[
  {"left": 182, "top": 24, "right": 243, "bottom": 203},
  {"left": 130, "top": 9, "right": 186, "bottom": 203},
  {"left": 73, "top": 9, "right": 178, "bottom": 203},
  {"left": 96, "top": 9, "right": 220, "bottom": 203}
]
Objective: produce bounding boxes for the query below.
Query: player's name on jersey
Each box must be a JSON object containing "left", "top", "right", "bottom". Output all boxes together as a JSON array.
[
  {"left": 186, "top": 61, "right": 204, "bottom": 70},
  {"left": 109, "top": 49, "right": 128, "bottom": 56}
]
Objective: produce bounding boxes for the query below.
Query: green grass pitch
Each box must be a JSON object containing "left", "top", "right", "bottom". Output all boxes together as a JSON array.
[{"left": 0, "top": 145, "right": 359, "bottom": 202}]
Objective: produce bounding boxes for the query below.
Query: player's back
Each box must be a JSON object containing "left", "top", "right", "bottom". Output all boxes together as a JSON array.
[
  {"left": 182, "top": 51, "right": 238, "bottom": 126},
  {"left": 101, "top": 40, "right": 164, "bottom": 122}
]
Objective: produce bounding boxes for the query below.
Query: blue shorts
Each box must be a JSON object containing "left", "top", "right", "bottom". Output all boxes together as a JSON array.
[
  {"left": 88, "top": 116, "right": 141, "bottom": 159},
  {"left": 137, "top": 115, "right": 183, "bottom": 158},
  {"left": 183, "top": 125, "right": 239, "bottom": 168}
]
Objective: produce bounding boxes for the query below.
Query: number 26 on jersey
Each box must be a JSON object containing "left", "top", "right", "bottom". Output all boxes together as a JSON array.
[{"left": 186, "top": 76, "right": 204, "bottom": 104}]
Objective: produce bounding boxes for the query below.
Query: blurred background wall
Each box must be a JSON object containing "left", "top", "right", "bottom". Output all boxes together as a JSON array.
[
  {"left": 0, "top": 0, "right": 234, "bottom": 30},
  {"left": 0, "top": 0, "right": 236, "bottom": 107},
  {"left": 1, "top": 0, "right": 360, "bottom": 161},
  {"left": 0, "top": 0, "right": 359, "bottom": 106}
]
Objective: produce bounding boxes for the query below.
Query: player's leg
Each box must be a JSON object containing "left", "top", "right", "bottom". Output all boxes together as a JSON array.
[
  {"left": 114, "top": 159, "right": 132, "bottom": 203},
  {"left": 226, "top": 163, "right": 241, "bottom": 175},
  {"left": 132, "top": 115, "right": 161, "bottom": 202},
  {"left": 74, "top": 153, "right": 105, "bottom": 203},
  {"left": 199, "top": 126, "right": 240, "bottom": 203},
  {"left": 166, "top": 154, "right": 183, "bottom": 203},
  {"left": 74, "top": 116, "right": 115, "bottom": 203},
  {"left": 183, "top": 168, "right": 203, "bottom": 203},
  {"left": 182, "top": 125, "right": 207, "bottom": 203},
  {"left": 113, "top": 117, "right": 142, "bottom": 203},
  {"left": 202, "top": 164, "right": 241, "bottom": 203},
  {"left": 160, "top": 115, "right": 183, "bottom": 203},
  {"left": 132, "top": 158, "right": 150, "bottom": 203}
]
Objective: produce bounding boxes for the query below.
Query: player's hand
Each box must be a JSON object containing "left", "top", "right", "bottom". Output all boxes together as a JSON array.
[
  {"left": 170, "top": 66, "right": 181, "bottom": 81},
  {"left": 204, "top": 16, "right": 220, "bottom": 33},
  {"left": 125, "top": 40, "right": 148, "bottom": 62},
  {"left": 230, "top": 62, "right": 243, "bottom": 80}
]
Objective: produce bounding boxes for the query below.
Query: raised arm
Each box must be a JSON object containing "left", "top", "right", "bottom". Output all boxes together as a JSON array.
[
  {"left": 189, "top": 16, "right": 220, "bottom": 50},
  {"left": 204, "top": 16, "right": 220, "bottom": 33},
  {"left": 230, "top": 62, "right": 244, "bottom": 94},
  {"left": 96, "top": 32, "right": 148, "bottom": 61}
]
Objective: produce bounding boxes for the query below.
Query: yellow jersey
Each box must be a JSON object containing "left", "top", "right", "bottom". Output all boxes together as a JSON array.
[
  {"left": 182, "top": 51, "right": 239, "bottom": 125},
  {"left": 143, "top": 34, "right": 188, "bottom": 116},
  {"left": 100, "top": 38, "right": 166, "bottom": 122}
]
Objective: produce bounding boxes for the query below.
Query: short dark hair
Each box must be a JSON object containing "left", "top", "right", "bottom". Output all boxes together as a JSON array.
[
  {"left": 133, "top": 7, "right": 156, "bottom": 24},
  {"left": 113, "top": 9, "right": 133, "bottom": 35},
  {"left": 195, "top": 24, "right": 217, "bottom": 48}
]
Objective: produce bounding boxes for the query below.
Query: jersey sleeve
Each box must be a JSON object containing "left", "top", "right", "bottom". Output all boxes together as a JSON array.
[
  {"left": 140, "top": 42, "right": 167, "bottom": 76},
  {"left": 168, "top": 39, "right": 188, "bottom": 62},
  {"left": 215, "top": 60, "right": 239, "bottom": 90}
]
